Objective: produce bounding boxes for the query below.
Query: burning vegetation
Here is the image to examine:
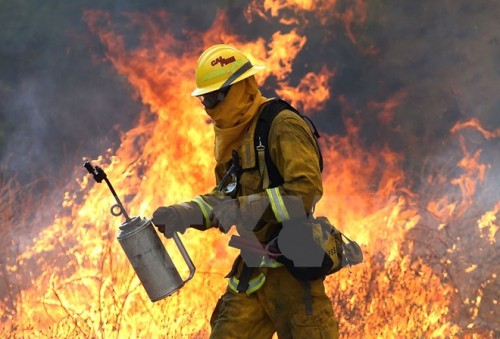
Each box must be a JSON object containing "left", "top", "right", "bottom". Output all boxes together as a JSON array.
[{"left": 0, "top": 0, "right": 498, "bottom": 338}]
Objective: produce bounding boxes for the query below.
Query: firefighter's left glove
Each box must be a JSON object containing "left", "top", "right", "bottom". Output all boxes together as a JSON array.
[
  {"left": 210, "top": 199, "right": 242, "bottom": 233},
  {"left": 152, "top": 202, "right": 203, "bottom": 238}
]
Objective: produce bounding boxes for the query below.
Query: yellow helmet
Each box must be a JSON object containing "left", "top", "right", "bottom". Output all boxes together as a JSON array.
[{"left": 191, "top": 44, "right": 265, "bottom": 97}]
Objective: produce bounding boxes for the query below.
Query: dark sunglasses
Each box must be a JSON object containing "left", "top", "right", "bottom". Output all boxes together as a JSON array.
[{"left": 199, "top": 86, "right": 231, "bottom": 109}]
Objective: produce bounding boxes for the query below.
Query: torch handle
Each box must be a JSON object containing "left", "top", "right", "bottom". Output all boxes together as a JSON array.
[{"left": 172, "top": 232, "right": 196, "bottom": 283}]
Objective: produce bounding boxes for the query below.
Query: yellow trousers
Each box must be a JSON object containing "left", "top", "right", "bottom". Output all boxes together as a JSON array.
[{"left": 210, "top": 267, "right": 339, "bottom": 339}]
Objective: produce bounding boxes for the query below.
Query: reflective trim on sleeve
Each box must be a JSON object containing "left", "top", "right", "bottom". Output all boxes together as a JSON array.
[
  {"left": 192, "top": 196, "right": 213, "bottom": 227},
  {"left": 228, "top": 273, "right": 266, "bottom": 295},
  {"left": 265, "top": 188, "right": 290, "bottom": 222}
]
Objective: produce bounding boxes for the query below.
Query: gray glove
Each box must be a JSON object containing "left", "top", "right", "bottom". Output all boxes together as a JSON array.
[
  {"left": 152, "top": 202, "right": 203, "bottom": 238},
  {"left": 152, "top": 206, "right": 185, "bottom": 238}
]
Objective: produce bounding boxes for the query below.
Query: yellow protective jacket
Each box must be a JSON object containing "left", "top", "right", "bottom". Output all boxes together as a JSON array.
[{"left": 191, "top": 99, "right": 323, "bottom": 285}]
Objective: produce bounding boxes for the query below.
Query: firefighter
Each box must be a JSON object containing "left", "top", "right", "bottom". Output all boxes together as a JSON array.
[{"left": 152, "top": 44, "right": 339, "bottom": 338}]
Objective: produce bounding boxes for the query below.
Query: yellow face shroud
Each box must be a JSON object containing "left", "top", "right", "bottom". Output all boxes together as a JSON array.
[{"left": 205, "top": 76, "right": 269, "bottom": 164}]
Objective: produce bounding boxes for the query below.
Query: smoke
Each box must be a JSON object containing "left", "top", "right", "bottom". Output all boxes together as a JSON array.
[
  {"left": 0, "top": 0, "right": 252, "bottom": 183},
  {"left": 0, "top": 3, "right": 145, "bottom": 184},
  {"left": 350, "top": 0, "right": 500, "bottom": 156},
  {"left": 2, "top": 0, "right": 498, "bottom": 181}
]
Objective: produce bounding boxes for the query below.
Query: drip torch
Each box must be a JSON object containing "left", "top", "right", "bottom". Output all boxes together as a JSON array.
[{"left": 83, "top": 161, "right": 195, "bottom": 302}]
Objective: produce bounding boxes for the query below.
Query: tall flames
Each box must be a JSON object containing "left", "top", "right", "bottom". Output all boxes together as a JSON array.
[{"left": 1, "top": 2, "right": 498, "bottom": 338}]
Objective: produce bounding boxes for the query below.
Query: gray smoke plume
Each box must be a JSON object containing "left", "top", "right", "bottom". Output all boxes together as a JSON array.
[
  {"left": 1, "top": 0, "right": 499, "bottom": 182},
  {"left": 0, "top": 1, "right": 222, "bottom": 183}
]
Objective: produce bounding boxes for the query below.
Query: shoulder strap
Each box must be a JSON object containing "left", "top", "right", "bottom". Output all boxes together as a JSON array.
[{"left": 254, "top": 98, "right": 323, "bottom": 189}]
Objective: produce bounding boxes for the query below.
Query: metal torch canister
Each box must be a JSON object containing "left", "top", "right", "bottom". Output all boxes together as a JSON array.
[
  {"left": 83, "top": 161, "right": 195, "bottom": 302},
  {"left": 116, "top": 216, "right": 195, "bottom": 302}
]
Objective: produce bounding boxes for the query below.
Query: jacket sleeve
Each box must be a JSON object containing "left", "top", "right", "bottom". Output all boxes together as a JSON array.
[
  {"left": 185, "top": 162, "right": 228, "bottom": 231},
  {"left": 266, "top": 110, "right": 323, "bottom": 217}
]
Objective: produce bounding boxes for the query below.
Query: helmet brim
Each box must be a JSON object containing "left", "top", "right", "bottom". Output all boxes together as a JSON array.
[{"left": 191, "top": 65, "right": 265, "bottom": 97}]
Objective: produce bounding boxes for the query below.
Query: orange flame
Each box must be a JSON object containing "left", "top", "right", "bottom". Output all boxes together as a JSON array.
[{"left": 1, "top": 4, "right": 498, "bottom": 338}]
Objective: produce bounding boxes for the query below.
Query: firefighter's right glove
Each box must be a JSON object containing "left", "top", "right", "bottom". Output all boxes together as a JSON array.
[{"left": 152, "top": 202, "right": 203, "bottom": 238}]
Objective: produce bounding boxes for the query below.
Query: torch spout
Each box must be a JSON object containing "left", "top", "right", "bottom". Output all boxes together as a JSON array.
[{"left": 83, "top": 161, "right": 131, "bottom": 222}]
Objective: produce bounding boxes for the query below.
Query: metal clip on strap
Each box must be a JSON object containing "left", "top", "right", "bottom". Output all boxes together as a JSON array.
[
  {"left": 257, "top": 137, "right": 270, "bottom": 189},
  {"left": 217, "top": 150, "right": 241, "bottom": 193}
]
